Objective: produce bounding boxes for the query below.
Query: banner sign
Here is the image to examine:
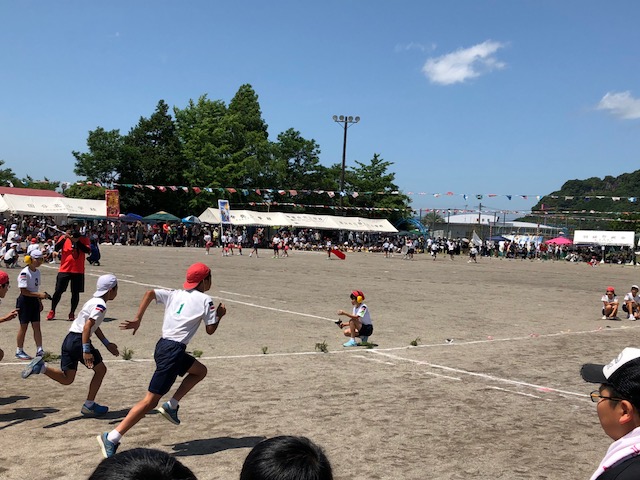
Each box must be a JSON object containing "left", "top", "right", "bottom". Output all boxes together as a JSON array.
[
  {"left": 218, "top": 199, "right": 230, "bottom": 224},
  {"left": 105, "top": 190, "right": 120, "bottom": 218}
]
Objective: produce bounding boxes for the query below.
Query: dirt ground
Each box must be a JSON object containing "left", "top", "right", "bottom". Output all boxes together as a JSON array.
[{"left": 0, "top": 245, "right": 637, "bottom": 479}]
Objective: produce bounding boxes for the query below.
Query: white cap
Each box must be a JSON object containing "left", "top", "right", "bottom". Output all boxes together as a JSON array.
[
  {"left": 10, "top": 224, "right": 16, "bottom": 230},
  {"left": 29, "top": 249, "right": 43, "bottom": 259},
  {"left": 93, "top": 274, "right": 117, "bottom": 297}
]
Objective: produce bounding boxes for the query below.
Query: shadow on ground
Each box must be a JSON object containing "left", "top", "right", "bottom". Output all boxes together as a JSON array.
[{"left": 171, "top": 436, "right": 266, "bottom": 456}]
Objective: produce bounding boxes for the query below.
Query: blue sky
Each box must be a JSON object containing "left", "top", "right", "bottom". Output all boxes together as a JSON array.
[{"left": 1, "top": 1, "right": 639, "bottom": 215}]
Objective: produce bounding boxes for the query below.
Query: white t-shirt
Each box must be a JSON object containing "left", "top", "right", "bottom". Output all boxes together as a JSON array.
[
  {"left": 353, "top": 303, "right": 372, "bottom": 326},
  {"left": 155, "top": 288, "right": 218, "bottom": 344},
  {"left": 4, "top": 248, "right": 16, "bottom": 261},
  {"left": 18, "top": 266, "right": 40, "bottom": 293},
  {"left": 624, "top": 292, "right": 640, "bottom": 304},
  {"left": 69, "top": 297, "right": 108, "bottom": 335},
  {"left": 601, "top": 294, "right": 619, "bottom": 304}
]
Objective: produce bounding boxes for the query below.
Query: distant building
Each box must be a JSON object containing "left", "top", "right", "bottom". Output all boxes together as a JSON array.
[{"left": 429, "top": 213, "right": 558, "bottom": 239}]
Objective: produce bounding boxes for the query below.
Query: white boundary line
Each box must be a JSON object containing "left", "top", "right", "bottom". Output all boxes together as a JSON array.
[{"left": 371, "top": 350, "right": 587, "bottom": 399}]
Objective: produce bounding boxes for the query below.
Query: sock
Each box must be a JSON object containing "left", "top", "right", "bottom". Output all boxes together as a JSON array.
[
  {"left": 167, "top": 398, "right": 179, "bottom": 410},
  {"left": 84, "top": 400, "right": 95, "bottom": 408},
  {"left": 37, "top": 346, "right": 43, "bottom": 352},
  {"left": 107, "top": 430, "right": 122, "bottom": 444},
  {"left": 16, "top": 347, "right": 23, "bottom": 354}
]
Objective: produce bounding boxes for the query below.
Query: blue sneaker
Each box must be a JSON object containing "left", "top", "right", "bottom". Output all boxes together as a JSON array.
[
  {"left": 157, "top": 402, "right": 180, "bottom": 425},
  {"left": 21, "top": 356, "right": 44, "bottom": 378},
  {"left": 15, "top": 351, "right": 32, "bottom": 361},
  {"left": 97, "top": 432, "right": 118, "bottom": 458},
  {"left": 343, "top": 339, "right": 359, "bottom": 347},
  {"left": 81, "top": 403, "right": 109, "bottom": 417}
]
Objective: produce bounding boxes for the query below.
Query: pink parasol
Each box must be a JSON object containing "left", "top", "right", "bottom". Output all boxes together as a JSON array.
[{"left": 545, "top": 236, "right": 573, "bottom": 245}]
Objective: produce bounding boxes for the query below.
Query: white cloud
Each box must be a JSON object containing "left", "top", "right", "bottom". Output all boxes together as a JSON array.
[
  {"left": 394, "top": 42, "right": 435, "bottom": 53},
  {"left": 422, "top": 40, "right": 506, "bottom": 85},
  {"left": 597, "top": 91, "right": 640, "bottom": 120}
]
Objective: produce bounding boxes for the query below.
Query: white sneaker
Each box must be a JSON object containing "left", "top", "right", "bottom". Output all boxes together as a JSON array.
[
  {"left": 602, "top": 315, "right": 607, "bottom": 320},
  {"left": 629, "top": 315, "right": 635, "bottom": 320}
]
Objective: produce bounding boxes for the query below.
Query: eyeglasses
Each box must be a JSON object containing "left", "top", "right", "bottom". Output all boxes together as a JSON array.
[{"left": 590, "top": 390, "right": 625, "bottom": 403}]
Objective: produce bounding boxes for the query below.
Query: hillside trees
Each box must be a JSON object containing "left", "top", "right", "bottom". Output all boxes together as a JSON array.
[{"left": 70, "top": 84, "right": 411, "bottom": 217}]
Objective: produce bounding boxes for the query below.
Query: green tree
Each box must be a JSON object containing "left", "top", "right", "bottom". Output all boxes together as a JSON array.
[
  {"left": 21, "top": 176, "right": 59, "bottom": 191},
  {"left": 339, "top": 153, "right": 411, "bottom": 221},
  {"left": 64, "top": 183, "right": 106, "bottom": 200},
  {"left": 271, "top": 128, "right": 326, "bottom": 188},
  {"left": 0, "top": 160, "right": 21, "bottom": 187},
  {"left": 72, "top": 127, "right": 124, "bottom": 186},
  {"left": 223, "top": 84, "right": 271, "bottom": 188},
  {"left": 119, "top": 100, "right": 189, "bottom": 215}
]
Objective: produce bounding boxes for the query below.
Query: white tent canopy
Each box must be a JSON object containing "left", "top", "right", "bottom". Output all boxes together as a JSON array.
[
  {"left": 198, "top": 208, "right": 398, "bottom": 233},
  {"left": 0, "top": 194, "right": 106, "bottom": 218},
  {"left": 573, "top": 230, "right": 635, "bottom": 247}
]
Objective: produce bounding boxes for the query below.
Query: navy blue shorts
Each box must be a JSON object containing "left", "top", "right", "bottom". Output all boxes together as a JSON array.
[
  {"left": 60, "top": 332, "right": 103, "bottom": 371},
  {"left": 16, "top": 295, "right": 41, "bottom": 324},
  {"left": 148, "top": 338, "right": 196, "bottom": 395},
  {"left": 358, "top": 323, "right": 373, "bottom": 337}
]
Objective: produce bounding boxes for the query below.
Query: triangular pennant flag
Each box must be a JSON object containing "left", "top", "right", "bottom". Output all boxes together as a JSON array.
[
  {"left": 226, "top": 188, "right": 237, "bottom": 194},
  {"left": 169, "top": 186, "right": 177, "bottom": 191},
  {"left": 327, "top": 191, "right": 335, "bottom": 198},
  {"left": 506, "top": 195, "right": 512, "bottom": 200},
  {"left": 289, "top": 190, "right": 297, "bottom": 196},
  {"left": 192, "top": 187, "right": 201, "bottom": 194},
  {"left": 157, "top": 186, "right": 166, "bottom": 192},
  {"left": 181, "top": 187, "right": 189, "bottom": 193},
  {"left": 145, "top": 185, "right": 155, "bottom": 190}
]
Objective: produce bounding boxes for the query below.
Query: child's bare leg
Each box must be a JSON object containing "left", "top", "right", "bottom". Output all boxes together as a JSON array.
[
  {"left": 44, "top": 367, "right": 76, "bottom": 385},
  {"left": 88, "top": 362, "right": 107, "bottom": 401},
  {"left": 115, "top": 392, "right": 162, "bottom": 435},
  {"left": 32, "top": 322, "right": 43, "bottom": 348},
  {"left": 17, "top": 323, "right": 28, "bottom": 350},
  {"left": 173, "top": 360, "right": 207, "bottom": 402}
]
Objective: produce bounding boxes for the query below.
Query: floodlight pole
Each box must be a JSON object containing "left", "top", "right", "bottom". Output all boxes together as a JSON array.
[{"left": 332, "top": 115, "right": 360, "bottom": 209}]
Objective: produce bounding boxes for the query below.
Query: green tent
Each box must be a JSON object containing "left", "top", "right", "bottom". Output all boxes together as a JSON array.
[{"left": 143, "top": 211, "right": 181, "bottom": 222}]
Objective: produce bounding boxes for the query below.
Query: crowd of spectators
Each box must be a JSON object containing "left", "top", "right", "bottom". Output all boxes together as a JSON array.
[{"left": 0, "top": 215, "right": 635, "bottom": 265}]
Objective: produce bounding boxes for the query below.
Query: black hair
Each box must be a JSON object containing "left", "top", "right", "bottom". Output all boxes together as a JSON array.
[
  {"left": 601, "top": 384, "right": 640, "bottom": 411},
  {"left": 239, "top": 436, "right": 333, "bottom": 480},
  {"left": 88, "top": 448, "right": 197, "bottom": 480}
]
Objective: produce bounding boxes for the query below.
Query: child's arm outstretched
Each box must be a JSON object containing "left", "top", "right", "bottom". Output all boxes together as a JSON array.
[
  {"left": 119, "top": 290, "right": 156, "bottom": 335},
  {"left": 0, "top": 309, "right": 18, "bottom": 323}
]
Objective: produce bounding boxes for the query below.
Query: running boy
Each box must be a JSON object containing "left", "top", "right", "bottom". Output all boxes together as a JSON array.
[
  {"left": 0, "top": 270, "right": 19, "bottom": 361},
  {"left": 21, "top": 274, "right": 120, "bottom": 417},
  {"left": 16, "top": 250, "right": 51, "bottom": 360},
  {"left": 338, "top": 290, "right": 373, "bottom": 347},
  {"left": 97, "top": 262, "right": 227, "bottom": 458}
]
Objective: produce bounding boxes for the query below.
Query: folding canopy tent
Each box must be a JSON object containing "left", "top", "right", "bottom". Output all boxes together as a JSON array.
[
  {"left": 0, "top": 194, "right": 107, "bottom": 218},
  {"left": 197, "top": 208, "right": 398, "bottom": 233}
]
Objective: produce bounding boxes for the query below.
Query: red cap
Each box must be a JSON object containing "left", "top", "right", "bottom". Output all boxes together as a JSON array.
[
  {"left": 184, "top": 263, "right": 211, "bottom": 290},
  {"left": 0, "top": 271, "right": 8, "bottom": 285},
  {"left": 351, "top": 290, "right": 365, "bottom": 301},
  {"left": 606, "top": 286, "right": 615, "bottom": 292},
  {"left": 30, "top": 238, "right": 37, "bottom": 243}
]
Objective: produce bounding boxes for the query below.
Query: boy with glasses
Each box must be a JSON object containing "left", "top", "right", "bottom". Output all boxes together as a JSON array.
[
  {"left": 0, "top": 271, "right": 19, "bottom": 361},
  {"left": 581, "top": 347, "right": 640, "bottom": 479}
]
